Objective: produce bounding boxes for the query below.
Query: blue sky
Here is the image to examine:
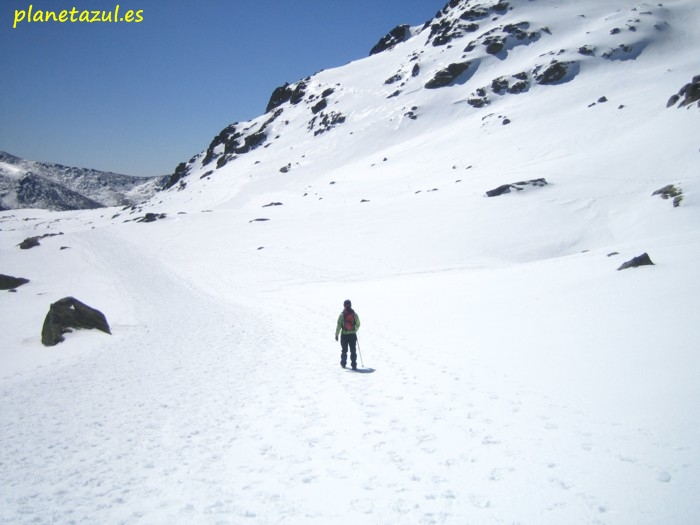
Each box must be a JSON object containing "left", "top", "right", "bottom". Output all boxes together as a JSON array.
[{"left": 1, "top": 1, "right": 442, "bottom": 176}]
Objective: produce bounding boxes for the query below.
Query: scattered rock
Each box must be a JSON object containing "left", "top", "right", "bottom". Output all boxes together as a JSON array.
[
  {"left": 652, "top": 184, "right": 683, "bottom": 207},
  {"left": 41, "top": 297, "right": 111, "bottom": 347},
  {"left": 666, "top": 74, "right": 700, "bottom": 108},
  {"left": 0, "top": 274, "right": 30, "bottom": 290},
  {"left": 262, "top": 202, "right": 283, "bottom": 208},
  {"left": 136, "top": 213, "right": 166, "bottom": 223},
  {"left": 250, "top": 218, "right": 270, "bottom": 223},
  {"left": 485, "top": 178, "right": 548, "bottom": 197},
  {"left": 308, "top": 111, "right": 346, "bottom": 136},
  {"left": 18, "top": 233, "right": 63, "bottom": 249},
  {"left": 617, "top": 253, "right": 654, "bottom": 271},
  {"left": 602, "top": 43, "right": 646, "bottom": 61}
]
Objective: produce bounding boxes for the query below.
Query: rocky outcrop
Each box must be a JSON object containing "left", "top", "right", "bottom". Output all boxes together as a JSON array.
[
  {"left": 425, "top": 61, "right": 477, "bottom": 89},
  {"left": 0, "top": 274, "right": 29, "bottom": 290},
  {"left": 18, "top": 233, "right": 63, "bottom": 250},
  {"left": 135, "top": 212, "right": 167, "bottom": 223},
  {"left": 667, "top": 75, "right": 700, "bottom": 108},
  {"left": 426, "top": 1, "right": 511, "bottom": 47},
  {"left": 265, "top": 81, "right": 308, "bottom": 113},
  {"left": 652, "top": 184, "right": 683, "bottom": 207},
  {"left": 533, "top": 60, "right": 579, "bottom": 85},
  {"left": 370, "top": 25, "right": 411, "bottom": 55},
  {"left": 485, "top": 178, "right": 548, "bottom": 197},
  {"left": 617, "top": 253, "right": 654, "bottom": 271},
  {"left": 41, "top": 297, "right": 111, "bottom": 347}
]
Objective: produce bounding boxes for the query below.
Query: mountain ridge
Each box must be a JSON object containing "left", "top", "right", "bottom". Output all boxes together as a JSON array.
[
  {"left": 158, "top": 0, "right": 697, "bottom": 210},
  {"left": 0, "top": 151, "right": 167, "bottom": 211}
]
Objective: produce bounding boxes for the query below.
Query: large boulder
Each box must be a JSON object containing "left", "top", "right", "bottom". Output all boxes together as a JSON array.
[
  {"left": 41, "top": 297, "right": 111, "bottom": 347},
  {"left": 0, "top": 274, "right": 29, "bottom": 290}
]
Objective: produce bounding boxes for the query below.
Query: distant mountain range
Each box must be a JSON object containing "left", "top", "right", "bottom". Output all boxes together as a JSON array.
[{"left": 0, "top": 151, "right": 166, "bottom": 211}]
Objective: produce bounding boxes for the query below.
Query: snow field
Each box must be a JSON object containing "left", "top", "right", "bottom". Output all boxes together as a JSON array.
[{"left": 2, "top": 0, "right": 700, "bottom": 522}]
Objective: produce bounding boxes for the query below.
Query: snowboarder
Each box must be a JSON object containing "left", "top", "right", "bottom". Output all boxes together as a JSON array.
[{"left": 335, "top": 299, "right": 361, "bottom": 369}]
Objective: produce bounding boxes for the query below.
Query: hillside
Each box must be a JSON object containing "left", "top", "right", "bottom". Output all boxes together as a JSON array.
[
  {"left": 1, "top": 0, "right": 699, "bottom": 523},
  {"left": 0, "top": 151, "right": 166, "bottom": 211}
]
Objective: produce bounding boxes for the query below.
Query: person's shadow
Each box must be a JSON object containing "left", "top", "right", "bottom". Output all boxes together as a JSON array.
[{"left": 348, "top": 368, "right": 375, "bottom": 374}]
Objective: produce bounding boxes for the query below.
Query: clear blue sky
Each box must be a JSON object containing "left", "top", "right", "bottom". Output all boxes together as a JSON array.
[{"left": 1, "top": 1, "right": 442, "bottom": 176}]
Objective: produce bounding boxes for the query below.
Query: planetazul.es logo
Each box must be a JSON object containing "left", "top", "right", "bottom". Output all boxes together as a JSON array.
[{"left": 13, "top": 5, "right": 144, "bottom": 28}]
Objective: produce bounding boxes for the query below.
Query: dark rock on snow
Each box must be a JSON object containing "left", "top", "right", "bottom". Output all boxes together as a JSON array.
[
  {"left": 666, "top": 74, "right": 700, "bottom": 108},
  {"left": 425, "top": 61, "right": 475, "bottom": 89},
  {"left": 41, "top": 297, "right": 111, "bottom": 347},
  {"left": 486, "top": 178, "right": 548, "bottom": 197},
  {"left": 617, "top": 253, "right": 655, "bottom": 271},
  {"left": 652, "top": 184, "right": 683, "bottom": 207},
  {"left": 19, "top": 233, "right": 63, "bottom": 249},
  {"left": 0, "top": 274, "right": 29, "bottom": 290},
  {"left": 370, "top": 25, "right": 411, "bottom": 55},
  {"left": 533, "top": 60, "right": 579, "bottom": 85},
  {"left": 136, "top": 213, "right": 167, "bottom": 223}
]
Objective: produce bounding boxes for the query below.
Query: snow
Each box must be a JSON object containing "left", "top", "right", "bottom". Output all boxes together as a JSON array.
[{"left": 2, "top": 0, "right": 700, "bottom": 523}]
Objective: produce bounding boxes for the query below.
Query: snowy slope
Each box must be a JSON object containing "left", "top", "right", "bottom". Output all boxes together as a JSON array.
[
  {"left": 0, "top": 151, "right": 166, "bottom": 211},
  {"left": 1, "top": 0, "right": 699, "bottom": 524}
]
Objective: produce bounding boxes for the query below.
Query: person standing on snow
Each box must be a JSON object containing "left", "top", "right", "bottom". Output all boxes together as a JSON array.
[{"left": 335, "top": 299, "right": 361, "bottom": 369}]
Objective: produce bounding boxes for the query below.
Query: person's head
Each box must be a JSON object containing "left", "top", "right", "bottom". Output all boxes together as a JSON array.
[{"left": 344, "top": 299, "right": 352, "bottom": 309}]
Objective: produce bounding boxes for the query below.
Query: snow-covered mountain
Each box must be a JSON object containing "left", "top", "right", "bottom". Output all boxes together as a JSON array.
[
  {"left": 160, "top": 0, "right": 698, "bottom": 209},
  {"left": 1, "top": 1, "right": 699, "bottom": 524},
  {"left": 0, "top": 151, "right": 167, "bottom": 211}
]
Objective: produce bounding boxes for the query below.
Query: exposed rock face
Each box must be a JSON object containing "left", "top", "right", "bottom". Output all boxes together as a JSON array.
[
  {"left": 265, "top": 81, "right": 308, "bottom": 113},
  {"left": 41, "top": 297, "right": 111, "bottom": 347},
  {"left": 370, "top": 25, "right": 411, "bottom": 55},
  {"left": 617, "top": 253, "right": 654, "bottom": 271},
  {"left": 427, "top": 1, "right": 511, "bottom": 47},
  {"left": 0, "top": 274, "right": 29, "bottom": 290},
  {"left": 164, "top": 162, "right": 190, "bottom": 190}
]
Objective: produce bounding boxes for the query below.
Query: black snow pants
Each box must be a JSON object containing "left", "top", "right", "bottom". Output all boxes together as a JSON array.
[{"left": 340, "top": 333, "right": 358, "bottom": 368}]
